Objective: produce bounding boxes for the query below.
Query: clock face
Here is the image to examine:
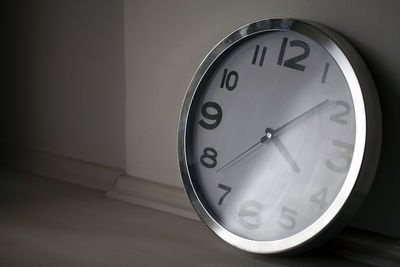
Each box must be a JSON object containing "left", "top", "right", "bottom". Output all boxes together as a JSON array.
[
  {"left": 179, "top": 19, "right": 379, "bottom": 253},
  {"left": 188, "top": 30, "right": 356, "bottom": 242}
]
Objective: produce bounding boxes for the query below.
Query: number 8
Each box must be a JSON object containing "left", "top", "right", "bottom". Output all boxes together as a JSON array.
[{"left": 200, "top": 147, "right": 217, "bottom": 168}]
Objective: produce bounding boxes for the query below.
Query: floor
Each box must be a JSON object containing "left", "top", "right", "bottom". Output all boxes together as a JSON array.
[{"left": 0, "top": 168, "right": 367, "bottom": 266}]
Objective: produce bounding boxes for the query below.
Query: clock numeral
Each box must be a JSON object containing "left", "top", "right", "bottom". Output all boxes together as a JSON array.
[
  {"left": 310, "top": 187, "right": 328, "bottom": 209},
  {"left": 220, "top": 68, "right": 239, "bottom": 91},
  {"left": 238, "top": 200, "right": 262, "bottom": 230},
  {"left": 325, "top": 140, "right": 354, "bottom": 173},
  {"left": 278, "top": 206, "right": 297, "bottom": 230},
  {"left": 217, "top": 183, "right": 231, "bottom": 205},
  {"left": 198, "top": 101, "right": 222, "bottom": 130},
  {"left": 200, "top": 147, "right": 218, "bottom": 168},
  {"left": 277, "top": 37, "right": 288, "bottom": 66},
  {"left": 277, "top": 37, "right": 310, "bottom": 72},
  {"left": 330, "top": 100, "right": 350, "bottom": 125},
  {"left": 321, "top": 62, "right": 330, "bottom": 83},
  {"left": 251, "top": 45, "right": 267, "bottom": 67}
]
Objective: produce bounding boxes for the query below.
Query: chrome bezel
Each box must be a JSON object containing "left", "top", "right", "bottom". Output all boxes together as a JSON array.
[{"left": 177, "top": 18, "right": 381, "bottom": 254}]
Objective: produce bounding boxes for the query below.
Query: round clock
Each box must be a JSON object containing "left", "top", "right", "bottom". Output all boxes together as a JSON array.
[{"left": 178, "top": 18, "right": 381, "bottom": 254}]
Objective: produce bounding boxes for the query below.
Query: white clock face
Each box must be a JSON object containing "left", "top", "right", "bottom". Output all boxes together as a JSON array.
[{"left": 188, "top": 30, "right": 356, "bottom": 241}]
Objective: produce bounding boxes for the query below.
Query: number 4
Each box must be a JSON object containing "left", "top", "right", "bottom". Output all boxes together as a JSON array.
[{"left": 310, "top": 187, "right": 328, "bottom": 209}]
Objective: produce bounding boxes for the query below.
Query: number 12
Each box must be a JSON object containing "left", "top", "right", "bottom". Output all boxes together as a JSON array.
[{"left": 277, "top": 37, "right": 310, "bottom": 72}]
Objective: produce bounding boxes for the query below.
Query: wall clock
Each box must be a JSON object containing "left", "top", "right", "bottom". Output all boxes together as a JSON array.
[{"left": 178, "top": 18, "right": 381, "bottom": 254}]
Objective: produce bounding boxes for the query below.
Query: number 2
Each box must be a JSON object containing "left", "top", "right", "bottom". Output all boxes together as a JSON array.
[{"left": 330, "top": 100, "right": 350, "bottom": 125}]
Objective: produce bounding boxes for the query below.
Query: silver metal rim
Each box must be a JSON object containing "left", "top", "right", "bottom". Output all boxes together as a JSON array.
[{"left": 178, "top": 18, "right": 374, "bottom": 254}]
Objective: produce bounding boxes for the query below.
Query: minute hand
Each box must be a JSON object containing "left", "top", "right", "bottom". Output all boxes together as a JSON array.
[{"left": 272, "top": 99, "right": 330, "bottom": 137}]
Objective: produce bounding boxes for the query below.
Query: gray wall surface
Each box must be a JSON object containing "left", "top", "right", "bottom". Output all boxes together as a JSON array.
[
  {"left": 2, "top": 0, "right": 125, "bottom": 168},
  {"left": 2, "top": 0, "right": 399, "bottom": 239},
  {"left": 124, "top": 0, "right": 400, "bottom": 237}
]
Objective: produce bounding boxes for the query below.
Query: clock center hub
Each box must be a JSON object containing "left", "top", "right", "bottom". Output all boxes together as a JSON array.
[{"left": 261, "top": 127, "right": 274, "bottom": 143}]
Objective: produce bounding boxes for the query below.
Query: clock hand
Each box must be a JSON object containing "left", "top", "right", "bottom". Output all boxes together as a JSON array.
[
  {"left": 272, "top": 99, "right": 330, "bottom": 137},
  {"left": 272, "top": 137, "right": 300, "bottom": 173},
  {"left": 266, "top": 100, "right": 330, "bottom": 173},
  {"left": 217, "top": 100, "right": 330, "bottom": 173},
  {"left": 216, "top": 141, "right": 262, "bottom": 173},
  {"left": 216, "top": 127, "right": 277, "bottom": 173}
]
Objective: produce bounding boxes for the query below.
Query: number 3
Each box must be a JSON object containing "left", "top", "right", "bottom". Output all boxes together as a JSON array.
[{"left": 325, "top": 140, "right": 354, "bottom": 173}]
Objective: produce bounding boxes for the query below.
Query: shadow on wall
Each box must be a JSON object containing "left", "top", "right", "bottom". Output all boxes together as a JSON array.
[
  {"left": 1, "top": 0, "right": 126, "bottom": 169},
  {"left": 348, "top": 35, "right": 400, "bottom": 237}
]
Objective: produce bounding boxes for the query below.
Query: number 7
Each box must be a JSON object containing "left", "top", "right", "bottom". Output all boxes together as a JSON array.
[{"left": 217, "top": 183, "right": 231, "bottom": 205}]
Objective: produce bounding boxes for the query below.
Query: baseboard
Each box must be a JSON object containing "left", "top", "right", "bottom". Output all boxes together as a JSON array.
[
  {"left": 1, "top": 145, "right": 398, "bottom": 264},
  {"left": 0, "top": 145, "right": 123, "bottom": 192},
  {"left": 0, "top": 144, "right": 196, "bottom": 220},
  {"left": 106, "top": 174, "right": 199, "bottom": 221}
]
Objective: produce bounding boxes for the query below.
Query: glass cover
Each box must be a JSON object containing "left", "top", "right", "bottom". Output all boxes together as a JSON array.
[{"left": 188, "top": 30, "right": 356, "bottom": 241}]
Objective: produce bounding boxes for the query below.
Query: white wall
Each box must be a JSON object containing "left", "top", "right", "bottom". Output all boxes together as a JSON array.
[
  {"left": 2, "top": 0, "right": 126, "bottom": 168},
  {"left": 124, "top": 0, "right": 400, "bottom": 237}
]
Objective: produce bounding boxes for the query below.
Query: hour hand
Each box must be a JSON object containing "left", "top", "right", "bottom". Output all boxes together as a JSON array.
[
  {"left": 272, "top": 137, "right": 300, "bottom": 173},
  {"left": 261, "top": 128, "right": 300, "bottom": 173}
]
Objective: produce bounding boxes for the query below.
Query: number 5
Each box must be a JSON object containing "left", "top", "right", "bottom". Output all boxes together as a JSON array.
[{"left": 278, "top": 207, "right": 297, "bottom": 230}]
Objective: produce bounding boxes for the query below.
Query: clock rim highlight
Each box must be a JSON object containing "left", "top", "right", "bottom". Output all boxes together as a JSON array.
[{"left": 177, "top": 18, "right": 381, "bottom": 254}]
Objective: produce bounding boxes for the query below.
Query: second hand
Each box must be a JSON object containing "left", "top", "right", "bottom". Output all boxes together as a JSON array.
[
  {"left": 216, "top": 99, "right": 329, "bottom": 173},
  {"left": 215, "top": 141, "right": 262, "bottom": 173}
]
